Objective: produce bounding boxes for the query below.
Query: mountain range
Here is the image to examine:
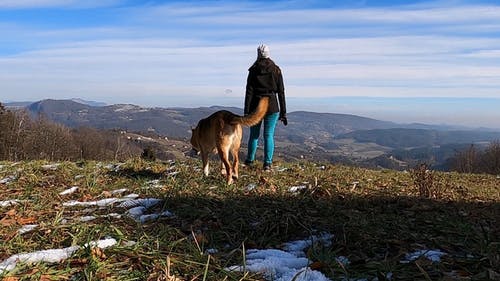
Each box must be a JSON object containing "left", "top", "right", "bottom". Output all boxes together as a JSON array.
[{"left": 6, "top": 98, "right": 500, "bottom": 170}]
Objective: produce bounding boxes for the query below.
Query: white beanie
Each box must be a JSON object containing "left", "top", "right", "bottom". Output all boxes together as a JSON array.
[{"left": 257, "top": 44, "right": 270, "bottom": 59}]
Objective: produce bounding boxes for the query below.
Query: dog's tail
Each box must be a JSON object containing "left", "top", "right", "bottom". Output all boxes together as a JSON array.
[{"left": 232, "top": 96, "right": 269, "bottom": 127}]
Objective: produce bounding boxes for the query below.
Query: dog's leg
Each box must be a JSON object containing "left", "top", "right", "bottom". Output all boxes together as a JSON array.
[
  {"left": 201, "top": 152, "right": 209, "bottom": 176},
  {"left": 217, "top": 147, "right": 233, "bottom": 184},
  {"left": 231, "top": 145, "right": 240, "bottom": 180},
  {"left": 220, "top": 161, "right": 226, "bottom": 175}
]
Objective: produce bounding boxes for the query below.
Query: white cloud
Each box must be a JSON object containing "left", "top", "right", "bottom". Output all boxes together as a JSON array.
[
  {"left": 135, "top": 2, "right": 500, "bottom": 27},
  {"left": 0, "top": 0, "right": 121, "bottom": 9},
  {"left": 2, "top": 34, "right": 500, "bottom": 103}
]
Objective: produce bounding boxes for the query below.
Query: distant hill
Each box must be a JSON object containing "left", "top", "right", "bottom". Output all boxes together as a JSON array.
[
  {"left": 336, "top": 128, "right": 500, "bottom": 149},
  {"left": 4, "top": 101, "right": 33, "bottom": 109},
  {"left": 275, "top": 111, "right": 397, "bottom": 144},
  {"left": 5, "top": 98, "right": 106, "bottom": 109},
  {"left": 13, "top": 98, "right": 500, "bottom": 171},
  {"left": 24, "top": 99, "right": 399, "bottom": 139}
]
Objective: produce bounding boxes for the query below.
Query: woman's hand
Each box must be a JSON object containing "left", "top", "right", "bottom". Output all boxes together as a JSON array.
[{"left": 279, "top": 115, "right": 288, "bottom": 126}]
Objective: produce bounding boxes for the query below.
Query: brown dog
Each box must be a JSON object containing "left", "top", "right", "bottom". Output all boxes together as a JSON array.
[{"left": 190, "top": 97, "right": 269, "bottom": 184}]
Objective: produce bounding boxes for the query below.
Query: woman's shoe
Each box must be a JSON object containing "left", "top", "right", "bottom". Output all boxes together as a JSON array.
[{"left": 263, "top": 163, "right": 272, "bottom": 172}]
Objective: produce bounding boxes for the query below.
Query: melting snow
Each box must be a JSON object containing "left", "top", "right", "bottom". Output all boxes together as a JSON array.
[
  {"left": 288, "top": 185, "right": 307, "bottom": 193},
  {"left": 226, "top": 233, "right": 336, "bottom": 281},
  {"left": 59, "top": 186, "right": 78, "bottom": 195},
  {"left": 94, "top": 162, "right": 124, "bottom": 171},
  {"left": 62, "top": 194, "right": 140, "bottom": 208},
  {"left": 63, "top": 197, "right": 131, "bottom": 207},
  {"left": 78, "top": 216, "right": 97, "bottom": 222},
  {"left": 63, "top": 196, "right": 172, "bottom": 224},
  {"left": 245, "top": 183, "right": 257, "bottom": 191},
  {"left": 111, "top": 188, "right": 128, "bottom": 194},
  {"left": 205, "top": 248, "right": 218, "bottom": 254},
  {"left": 402, "top": 249, "right": 447, "bottom": 263},
  {"left": 0, "top": 238, "right": 117, "bottom": 275},
  {"left": 167, "top": 171, "right": 179, "bottom": 176},
  {"left": 0, "top": 200, "right": 21, "bottom": 207},
  {"left": 0, "top": 175, "right": 16, "bottom": 184},
  {"left": 118, "top": 198, "right": 162, "bottom": 209},
  {"left": 41, "top": 164, "right": 60, "bottom": 170},
  {"left": 18, "top": 224, "right": 38, "bottom": 234},
  {"left": 120, "top": 198, "right": 173, "bottom": 223},
  {"left": 282, "top": 233, "right": 333, "bottom": 257}
]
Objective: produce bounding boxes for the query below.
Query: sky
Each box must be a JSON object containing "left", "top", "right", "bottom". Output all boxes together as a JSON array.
[{"left": 1, "top": 0, "right": 500, "bottom": 128}]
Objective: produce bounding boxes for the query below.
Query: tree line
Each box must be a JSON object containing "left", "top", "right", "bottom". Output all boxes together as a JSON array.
[
  {"left": 0, "top": 102, "right": 142, "bottom": 161},
  {"left": 448, "top": 141, "right": 500, "bottom": 175}
]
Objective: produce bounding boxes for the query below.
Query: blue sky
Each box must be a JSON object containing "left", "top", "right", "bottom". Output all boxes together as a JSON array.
[{"left": 1, "top": 0, "right": 500, "bottom": 128}]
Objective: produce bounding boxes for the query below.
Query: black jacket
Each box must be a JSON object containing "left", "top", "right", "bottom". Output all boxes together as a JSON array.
[{"left": 244, "top": 58, "right": 286, "bottom": 117}]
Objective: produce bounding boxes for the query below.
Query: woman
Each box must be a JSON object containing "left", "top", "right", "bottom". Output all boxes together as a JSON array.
[{"left": 244, "top": 44, "right": 287, "bottom": 171}]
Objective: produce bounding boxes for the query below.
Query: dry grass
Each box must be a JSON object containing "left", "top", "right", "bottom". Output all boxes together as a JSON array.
[{"left": 0, "top": 159, "right": 499, "bottom": 280}]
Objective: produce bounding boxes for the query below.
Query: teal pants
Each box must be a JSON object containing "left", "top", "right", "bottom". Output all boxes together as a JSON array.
[{"left": 246, "top": 112, "right": 279, "bottom": 165}]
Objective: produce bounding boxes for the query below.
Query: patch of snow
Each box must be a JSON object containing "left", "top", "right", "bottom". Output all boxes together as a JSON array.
[
  {"left": 245, "top": 183, "right": 257, "bottom": 191},
  {"left": 335, "top": 256, "right": 350, "bottom": 266},
  {"left": 60, "top": 186, "right": 78, "bottom": 195},
  {"left": 62, "top": 194, "right": 137, "bottom": 208},
  {"left": 127, "top": 206, "right": 147, "bottom": 218},
  {"left": 105, "top": 213, "right": 122, "bottom": 219},
  {"left": 0, "top": 200, "right": 21, "bottom": 207},
  {"left": 71, "top": 213, "right": 122, "bottom": 223},
  {"left": 288, "top": 185, "right": 307, "bottom": 193},
  {"left": 282, "top": 233, "right": 333, "bottom": 257},
  {"left": 226, "top": 233, "right": 335, "bottom": 281},
  {"left": 205, "top": 248, "right": 218, "bottom": 254},
  {"left": 18, "top": 224, "right": 38, "bottom": 234},
  {"left": 41, "top": 164, "right": 60, "bottom": 170},
  {"left": 63, "top": 196, "right": 171, "bottom": 224},
  {"left": 401, "top": 249, "right": 447, "bottom": 263},
  {"left": 0, "top": 238, "right": 117, "bottom": 275},
  {"left": 104, "top": 163, "right": 123, "bottom": 172},
  {"left": 227, "top": 249, "right": 328, "bottom": 281},
  {"left": 118, "top": 198, "right": 162, "bottom": 209},
  {"left": 78, "top": 216, "right": 97, "bottom": 222},
  {"left": 0, "top": 175, "right": 16, "bottom": 184},
  {"left": 144, "top": 180, "right": 162, "bottom": 189},
  {"left": 111, "top": 188, "right": 128, "bottom": 194},
  {"left": 63, "top": 197, "right": 129, "bottom": 208},
  {"left": 64, "top": 196, "right": 172, "bottom": 224},
  {"left": 135, "top": 212, "right": 173, "bottom": 224},
  {"left": 125, "top": 201, "right": 173, "bottom": 223},
  {"left": 85, "top": 238, "right": 117, "bottom": 249},
  {"left": 122, "top": 240, "right": 137, "bottom": 247}
]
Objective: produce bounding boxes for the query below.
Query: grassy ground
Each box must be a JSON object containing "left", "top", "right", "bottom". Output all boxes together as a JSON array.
[{"left": 0, "top": 159, "right": 499, "bottom": 280}]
